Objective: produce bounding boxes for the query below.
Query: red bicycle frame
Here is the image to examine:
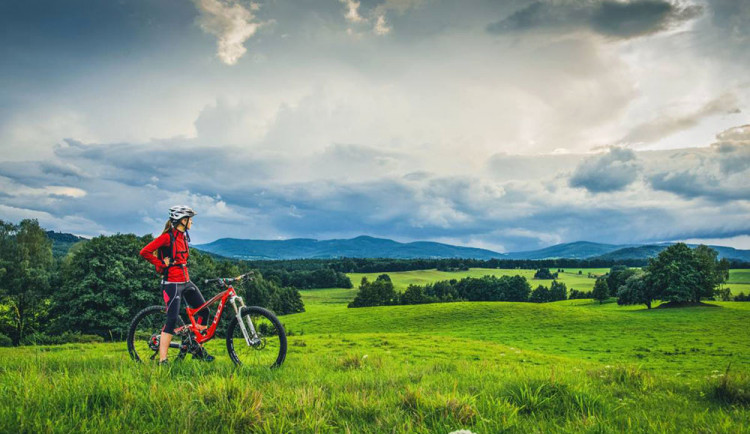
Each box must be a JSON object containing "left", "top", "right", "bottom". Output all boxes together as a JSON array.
[{"left": 179, "top": 285, "right": 237, "bottom": 344}]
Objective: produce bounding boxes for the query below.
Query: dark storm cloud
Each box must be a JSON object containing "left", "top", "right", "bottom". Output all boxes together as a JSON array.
[
  {"left": 487, "top": 0, "right": 702, "bottom": 39},
  {"left": 569, "top": 147, "right": 640, "bottom": 193}
]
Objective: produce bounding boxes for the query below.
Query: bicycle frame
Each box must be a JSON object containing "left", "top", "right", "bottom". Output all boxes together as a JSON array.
[{"left": 177, "top": 284, "right": 259, "bottom": 345}]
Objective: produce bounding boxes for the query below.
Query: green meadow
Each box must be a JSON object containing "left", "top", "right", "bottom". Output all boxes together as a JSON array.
[{"left": 1, "top": 269, "right": 749, "bottom": 433}]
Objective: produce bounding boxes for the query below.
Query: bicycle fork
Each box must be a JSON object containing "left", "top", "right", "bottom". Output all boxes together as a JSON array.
[{"left": 229, "top": 295, "right": 262, "bottom": 346}]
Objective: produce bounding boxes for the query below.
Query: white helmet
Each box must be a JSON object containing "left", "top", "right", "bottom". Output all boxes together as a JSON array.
[{"left": 169, "top": 205, "right": 196, "bottom": 222}]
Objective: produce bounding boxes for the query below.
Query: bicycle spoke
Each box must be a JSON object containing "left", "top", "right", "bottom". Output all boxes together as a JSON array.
[
  {"left": 227, "top": 307, "right": 286, "bottom": 368},
  {"left": 128, "top": 306, "right": 188, "bottom": 363}
]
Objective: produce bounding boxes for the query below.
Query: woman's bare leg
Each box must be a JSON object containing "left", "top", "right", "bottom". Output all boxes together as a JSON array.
[{"left": 159, "top": 332, "right": 172, "bottom": 362}]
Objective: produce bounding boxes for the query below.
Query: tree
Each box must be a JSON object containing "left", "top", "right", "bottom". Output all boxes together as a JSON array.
[
  {"left": 348, "top": 276, "right": 397, "bottom": 308},
  {"left": 504, "top": 275, "right": 531, "bottom": 302},
  {"left": 529, "top": 285, "right": 551, "bottom": 303},
  {"left": 607, "top": 265, "right": 638, "bottom": 297},
  {"left": 616, "top": 271, "right": 656, "bottom": 309},
  {"left": 693, "top": 245, "right": 730, "bottom": 302},
  {"left": 592, "top": 278, "right": 609, "bottom": 304},
  {"left": 52, "top": 234, "right": 160, "bottom": 339},
  {"left": 549, "top": 280, "right": 567, "bottom": 301},
  {"left": 534, "top": 268, "right": 557, "bottom": 279},
  {"left": 0, "top": 220, "right": 54, "bottom": 345},
  {"left": 646, "top": 243, "right": 728, "bottom": 303},
  {"left": 400, "top": 285, "right": 432, "bottom": 305}
]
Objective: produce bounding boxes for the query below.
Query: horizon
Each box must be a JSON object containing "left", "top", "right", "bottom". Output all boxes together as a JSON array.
[
  {"left": 45, "top": 228, "right": 750, "bottom": 254},
  {"left": 2, "top": 0, "right": 749, "bottom": 251}
]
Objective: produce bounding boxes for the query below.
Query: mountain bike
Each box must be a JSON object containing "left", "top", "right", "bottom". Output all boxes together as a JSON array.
[{"left": 126, "top": 272, "right": 287, "bottom": 367}]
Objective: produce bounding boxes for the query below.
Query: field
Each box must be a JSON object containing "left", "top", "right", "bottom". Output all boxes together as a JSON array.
[
  {"left": 349, "top": 268, "right": 750, "bottom": 295},
  {"left": 1, "top": 269, "right": 749, "bottom": 433}
]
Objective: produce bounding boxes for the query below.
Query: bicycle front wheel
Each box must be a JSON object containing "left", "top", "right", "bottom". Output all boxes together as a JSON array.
[
  {"left": 226, "top": 306, "right": 287, "bottom": 368},
  {"left": 127, "top": 305, "right": 189, "bottom": 363}
]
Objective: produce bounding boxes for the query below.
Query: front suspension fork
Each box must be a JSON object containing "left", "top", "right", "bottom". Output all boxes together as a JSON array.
[{"left": 230, "top": 296, "right": 261, "bottom": 346}]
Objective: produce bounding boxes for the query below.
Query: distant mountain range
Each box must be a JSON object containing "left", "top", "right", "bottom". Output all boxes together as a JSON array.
[
  {"left": 43, "top": 230, "right": 750, "bottom": 262},
  {"left": 194, "top": 236, "right": 750, "bottom": 262},
  {"left": 194, "top": 236, "right": 506, "bottom": 260}
]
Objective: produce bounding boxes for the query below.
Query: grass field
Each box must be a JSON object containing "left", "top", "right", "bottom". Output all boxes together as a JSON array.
[
  {"left": 1, "top": 268, "right": 749, "bottom": 432},
  {"left": 350, "top": 268, "right": 750, "bottom": 295}
]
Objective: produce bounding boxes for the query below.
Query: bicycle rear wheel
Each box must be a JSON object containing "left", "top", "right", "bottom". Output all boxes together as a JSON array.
[
  {"left": 127, "top": 305, "right": 189, "bottom": 363},
  {"left": 226, "top": 306, "right": 287, "bottom": 368}
]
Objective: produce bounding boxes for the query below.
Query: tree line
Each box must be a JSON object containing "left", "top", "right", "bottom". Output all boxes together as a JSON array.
[
  {"left": 0, "top": 219, "right": 305, "bottom": 346},
  {"left": 348, "top": 244, "right": 736, "bottom": 309},
  {"left": 348, "top": 274, "right": 573, "bottom": 308}
]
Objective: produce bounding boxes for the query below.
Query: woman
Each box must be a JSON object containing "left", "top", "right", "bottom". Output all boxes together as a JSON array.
[{"left": 139, "top": 205, "right": 214, "bottom": 364}]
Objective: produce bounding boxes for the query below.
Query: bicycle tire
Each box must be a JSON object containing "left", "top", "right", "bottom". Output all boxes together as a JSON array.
[
  {"left": 127, "top": 305, "right": 189, "bottom": 362},
  {"left": 226, "top": 306, "right": 287, "bottom": 368}
]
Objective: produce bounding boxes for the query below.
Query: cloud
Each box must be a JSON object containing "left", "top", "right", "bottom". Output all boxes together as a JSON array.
[
  {"left": 193, "top": 0, "right": 266, "bottom": 65},
  {"left": 569, "top": 147, "right": 640, "bottom": 193},
  {"left": 339, "top": 0, "right": 365, "bottom": 23},
  {"left": 645, "top": 125, "right": 750, "bottom": 200},
  {"left": 621, "top": 93, "right": 741, "bottom": 145},
  {"left": 487, "top": 0, "right": 702, "bottom": 39},
  {"left": 339, "top": 0, "right": 421, "bottom": 36},
  {"left": 373, "top": 13, "right": 391, "bottom": 35}
]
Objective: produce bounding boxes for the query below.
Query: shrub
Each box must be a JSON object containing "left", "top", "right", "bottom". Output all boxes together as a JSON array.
[
  {"left": 0, "top": 332, "right": 12, "bottom": 347},
  {"left": 568, "top": 289, "right": 592, "bottom": 300},
  {"left": 734, "top": 292, "right": 750, "bottom": 302},
  {"left": 534, "top": 268, "right": 557, "bottom": 279}
]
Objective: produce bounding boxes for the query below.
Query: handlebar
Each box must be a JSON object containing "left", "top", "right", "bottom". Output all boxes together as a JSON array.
[{"left": 204, "top": 271, "right": 255, "bottom": 286}]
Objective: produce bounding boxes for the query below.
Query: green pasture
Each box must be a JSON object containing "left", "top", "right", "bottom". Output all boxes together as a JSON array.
[
  {"left": 350, "top": 267, "right": 750, "bottom": 295},
  {"left": 1, "top": 268, "right": 749, "bottom": 432},
  {"left": 726, "top": 270, "right": 750, "bottom": 295},
  {"left": 348, "top": 268, "right": 610, "bottom": 294}
]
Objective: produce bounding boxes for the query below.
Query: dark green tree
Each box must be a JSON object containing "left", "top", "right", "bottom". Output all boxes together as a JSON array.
[
  {"left": 646, "top": 243, "right": 727, "bottom": 303},
  {"left": 529, "top": 285, "right": 551, "bottom": 303},
  {"left": 549, "top": 280, "right": 567, "bottom": 301},
  {"left": 692, "top": 245, "right": 730, "bottom": 302},
  {"left": 592, "top": 278, "right": 609, "bottom": 304},
  {"left": 52, "top": 234, "right": 159, "bottom": 339},
  {"left": 616, "top": 271, "right": 656, "bottom": 309},
  {"left": 348, "top": 276, "right": 397, "bottom": 308},
  {"left": 534, "top": 268, "right": 556, "bottom": 279},
  {"left": 0, "top": 219, "right": 54, "bottom": 345},
  {"left": 400, "top": 285, "right": 432, "bottom": 304},
  {"left": 504, "top": 275, "right": 531, "bottom": 302},
  {"left": 607, "top": 265, "right": 638, "bottom": 297}
]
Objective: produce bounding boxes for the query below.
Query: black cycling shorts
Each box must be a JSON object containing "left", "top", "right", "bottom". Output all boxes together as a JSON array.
[{"left": 161, "top": 281, "right": 209, "bottom": 335}]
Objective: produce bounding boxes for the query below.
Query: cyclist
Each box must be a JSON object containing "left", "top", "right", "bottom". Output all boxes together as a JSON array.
[{"left": 139, "top": 205, "right": 214, "bottom": 364}]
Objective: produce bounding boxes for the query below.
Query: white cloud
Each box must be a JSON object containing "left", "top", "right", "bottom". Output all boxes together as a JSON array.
[
  {"left": 340, "top": 0, "right": 364, "bottom": 24},
  {"left": 373, "top": 14, "right": 391, "bottom": 35},
  {"left": 193, "top": 0, "right": 265, "bottom": 65}
]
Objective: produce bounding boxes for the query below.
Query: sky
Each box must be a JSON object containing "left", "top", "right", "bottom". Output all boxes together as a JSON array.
[{"left": 0, "top": 0, "right": 749, "bottom": 251}]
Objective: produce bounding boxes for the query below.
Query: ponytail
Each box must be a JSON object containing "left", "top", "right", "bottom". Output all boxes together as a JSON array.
[{"left": 162, "top": 220, "right": 173, "bottom": 234}]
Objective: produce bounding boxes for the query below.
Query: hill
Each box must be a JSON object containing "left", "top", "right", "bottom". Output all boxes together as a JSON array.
[
  {"left": 595, "top": 244, "right": 750, "bottom": 262},
  {"left": 45, "top": 231, "right": 88, "bottom": 256},
  {"left": 503, "top": 241, "right": 626, "bottom": 260},
  {"left": 194, "top": 235, "right": 507, "bottom": 260}
]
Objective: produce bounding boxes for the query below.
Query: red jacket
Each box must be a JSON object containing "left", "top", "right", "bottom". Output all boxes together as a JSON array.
[{"left": 140, "top": 229, "right": 190, "bottom": 282}]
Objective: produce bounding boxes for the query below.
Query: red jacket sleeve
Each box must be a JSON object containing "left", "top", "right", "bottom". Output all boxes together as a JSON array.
[{"left": 140, "top": 233, "right": 170, "bottom": 273}]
